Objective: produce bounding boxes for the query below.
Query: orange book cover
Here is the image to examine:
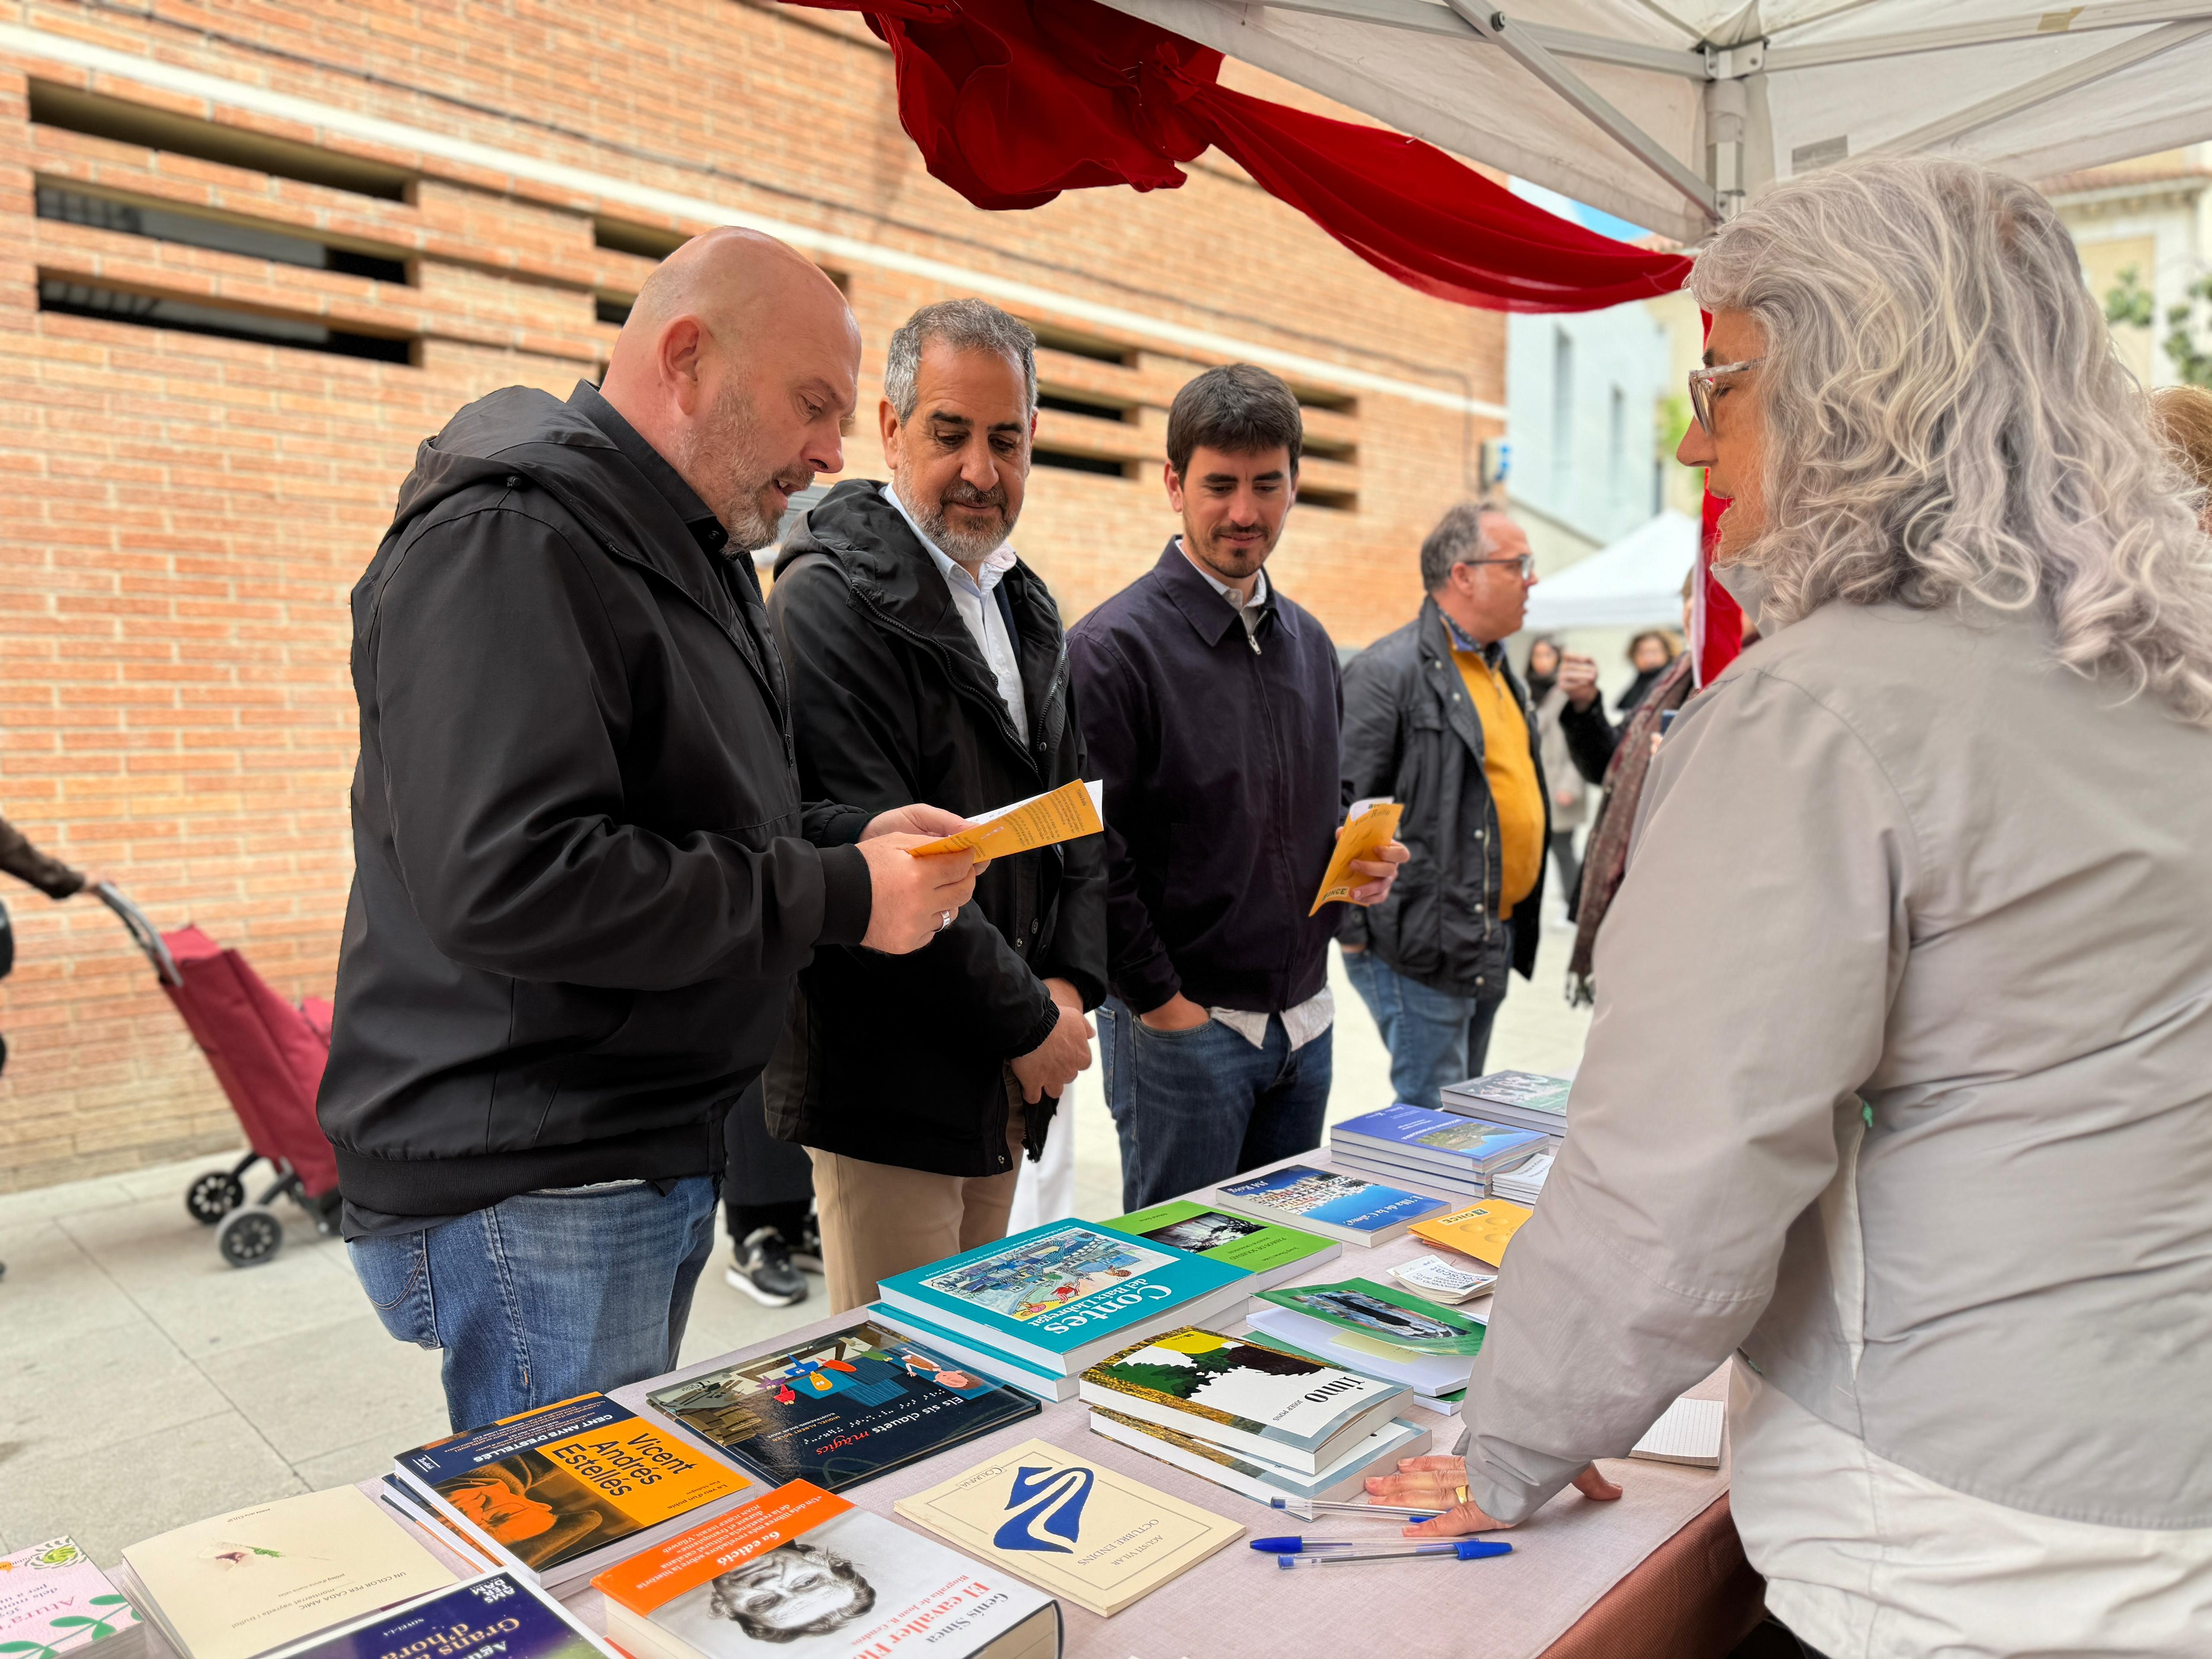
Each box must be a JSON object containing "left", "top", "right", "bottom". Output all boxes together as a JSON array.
[{"left": 1409, "top": 1198, "right": 1533, "bottom": 1267}]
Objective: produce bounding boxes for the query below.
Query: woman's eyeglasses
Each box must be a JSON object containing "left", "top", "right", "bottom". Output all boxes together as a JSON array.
[{"left": 1688, "top": 358, "right": 1763, "bottom": 432}]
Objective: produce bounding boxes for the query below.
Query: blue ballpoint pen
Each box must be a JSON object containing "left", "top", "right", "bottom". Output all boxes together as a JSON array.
[
  {"left": 1268, "top": 1497, "right": 1439, "bottom": 1520},
  {"left": 1273, "top": 1540, "right": 1513, "bottom": 1567}
]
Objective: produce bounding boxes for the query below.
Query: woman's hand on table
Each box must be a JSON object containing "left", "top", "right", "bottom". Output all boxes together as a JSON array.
[{"left": 1364, "top": 1455, "right": 1623, "bottom": 1538}]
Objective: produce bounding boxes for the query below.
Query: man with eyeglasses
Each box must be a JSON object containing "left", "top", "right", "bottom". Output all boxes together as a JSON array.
[{"left": 1338, "top": 501, "right": 1560, "bottom": 1110}]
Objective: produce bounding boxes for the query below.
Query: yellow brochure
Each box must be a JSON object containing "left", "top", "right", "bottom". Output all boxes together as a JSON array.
[
  {"left": 1410, "top": 1198, "right": 1533, "bottom": 1267},
  {"left": 907, "top": 777, "right": 1104, "bottom": 861},
  {"left": 1309, "top": 796, "right": 1403, "bottom": 914}
]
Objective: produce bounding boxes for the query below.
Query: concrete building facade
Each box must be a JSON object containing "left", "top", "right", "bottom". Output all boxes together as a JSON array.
[{"left": 0, "top": 2, "right": 1505, "bottom": 1191}]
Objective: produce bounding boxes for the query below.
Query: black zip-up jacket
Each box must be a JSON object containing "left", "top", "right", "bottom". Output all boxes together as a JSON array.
[
  {"left": 318, "top": 383, "right": 872, "bottom": 1220},
  {"left": 1335, "top": 598, "right": 1550, "bottom": 991},
  {"left": 764, "top": 481, "right": 1106, "bottom": 1179},
  {"left": 1068, "top": 542, "right": 1343, "bottom": 1016}
]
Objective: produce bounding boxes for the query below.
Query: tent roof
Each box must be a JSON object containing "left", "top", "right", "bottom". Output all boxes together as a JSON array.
[
  {"left": 1101, "top": 1, "right": 2212, "bottom": 245},
  {"left": 1524, "top": 510, "right": 1698, "bottom": 632}
]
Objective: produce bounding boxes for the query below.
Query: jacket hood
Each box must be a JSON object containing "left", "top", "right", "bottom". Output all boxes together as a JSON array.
[{"left": 774, "top": 477, "right": 921, "bottom": 586}]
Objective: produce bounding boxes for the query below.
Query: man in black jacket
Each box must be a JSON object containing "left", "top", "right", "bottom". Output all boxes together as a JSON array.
[
  {"left": 1070, "top": 365, "right": 1405, "bottom": 1211},
  {"left": 767, "top": 299, "right": 1105, "bottom": 1312},
  {"left": 322, "top": 230, "right": 981, "bottom": 1429}
]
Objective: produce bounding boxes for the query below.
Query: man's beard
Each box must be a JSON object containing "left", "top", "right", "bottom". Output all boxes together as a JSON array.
[
  {"left": 680, "top": 381, "right": 810, "bottom": 554},
  {"left": 903, "top": 468, "right": 1015, "bottom": 563},
  {"left": 1184, "top": 518, "right": 1277, "bottom": 582}
]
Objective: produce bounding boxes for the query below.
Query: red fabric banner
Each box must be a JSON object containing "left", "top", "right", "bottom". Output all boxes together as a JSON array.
[
  {"left": 785, "top": 0, "right": 1692, "bottom": 312},
  {"left": 1694, "top": 482, "right": 1743, "bottom": 687}
]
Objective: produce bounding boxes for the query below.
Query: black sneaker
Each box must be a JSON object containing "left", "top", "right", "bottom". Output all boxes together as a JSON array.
[
  {"left": 725, "top": 1227, "right": 807, "bottom": 1307},
  {"left": 790, "top": 1208, "right": 825, "bottom": 1275}
]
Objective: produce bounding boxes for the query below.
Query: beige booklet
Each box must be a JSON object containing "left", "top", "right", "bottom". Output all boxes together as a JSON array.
[
  {"left": 123, "top": 1487, "right": 454, "bottom": 1659},
  {"left": 895, "top": 1437, "right": 1243, "bottom": 1618},
  {"left": 907, "top": 779, "right": 1104, "bottom": 861},
  {"left": 1630, "top": 1396, "right": 1726, "bottom": 1468}
]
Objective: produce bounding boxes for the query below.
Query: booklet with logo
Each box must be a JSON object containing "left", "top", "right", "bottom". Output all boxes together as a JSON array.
[
  {"left": 1209, "top": 1165, "right": 1446, "bottom": 1247},
  {"left": 895, "top": 1439, "right": 1242, "bottom": 1618},
  {"left": 261, "top": 1572, "right": 605, "bottom": 1659},
  {"left": 875, "top": 1221, "right": 1246, "bottom": 1375},
  {"left": 122, "top": 1487, "right": 454, "bottom": 1659},
  {"left": 1408, "top": 1198, "right": 1535, "bottom": 1267},
  {"left": 393, "top": 1395, "right": 753, "bottom": 1592},
  {"left": 635, "top": 1321, "right": 1038, "bottom": 1494},
  {"left": 1100, "top": 1199, "right": 1339, "bottom": 1294},
  {"left": 1, "top": 1538, "right": 143, "bottom": 1659},
  {"left": 1309, "top": 798, "right": 1403, "bottom": 914},
  {"left": 595, "top": 1480, "right": 1061, "bottom": 1659}
]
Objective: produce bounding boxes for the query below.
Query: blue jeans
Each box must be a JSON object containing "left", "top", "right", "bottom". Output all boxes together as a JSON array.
[
  {"left": 1098, "top": 998, "right": 1333, "bottom": 1212},
  {"left": 348, "top": 1176, "right": 718, "bottom": 1430},
  {"left": 1341, "top": 947, "right": 1506, "bottom": 1112}
]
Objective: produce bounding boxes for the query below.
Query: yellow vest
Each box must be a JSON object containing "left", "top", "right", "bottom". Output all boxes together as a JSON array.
[{"left": 1451, "top": 648, "right": 1545, "bottom": 918}]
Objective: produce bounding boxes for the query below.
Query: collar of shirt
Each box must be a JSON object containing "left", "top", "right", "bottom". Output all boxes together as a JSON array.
[
  {"left": 1175, "top": 536, "right": 1270, "bottom": 623},
  {"left": 569, "top": 381, "right": 730, "bottom": 560},
  {"left": 884, "top": 483, "right": 1018, "bottom": 598},
  {"left": 1439, "top": 605, "right": 1503, "bottom": 667}
]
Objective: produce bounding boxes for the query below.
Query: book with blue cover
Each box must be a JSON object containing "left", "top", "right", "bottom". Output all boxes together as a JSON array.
[
  {"left": 264, "top": 1572, "right": 605, "bottom": 1659},
  {"left": 874, "top": 1220, "right": 1247, "bottom": 1374},
  {"left": 1332, "top": 1103, "right": 1550, "bottom": 1176},
  {"left": 1209, "top": 1164, "right": 1448, "bottom": 1246}
]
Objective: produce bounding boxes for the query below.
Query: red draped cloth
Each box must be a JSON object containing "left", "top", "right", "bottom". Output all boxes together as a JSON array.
[{"left": 783, "top": 0, "right": 1691, "bottom": 312}]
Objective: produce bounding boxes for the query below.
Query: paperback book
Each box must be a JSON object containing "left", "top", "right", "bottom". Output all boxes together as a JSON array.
[
  {"left": 372, "top": 1480, "right": 499, "bottom": 1572},
  {"left": 862, "top": 1303, "right": 1079, "bottom": 1402},
  {"left": 1439, "top": 1071, "right": 1573, "bottom": 1132},
  {"left": 595, "top": 1480, "right": 1061, "bottom": 1659},
  {"left": 1330, "top": 1105, "right": 1550, "bottom": 1178},
  {"left": 1408, "top": 1198, "right": 1534, "bottom": 1267},
  {"left": 122, "top": 1487, "right": 454, "bottom": 1659},
  {"left": 1, "top": 1538, "right": 143, "bottom": 1659},
  {"left": 1086, "top": 1406, "right": 1430, "bottom": 1514},
  {"left": 1248, "top": 1280, "right": 1487, "bottom": 1400},
  {"left": 1077, "top": 1327, "right": 1407, "bottom": 1475},
  {"left": 261, "top": 1572, "right": 605, "bottom": 1659},
  {"left": 1232, "top": 1317, "right": 1473, "bottom": 1413},
  {"left": 895, "top": 1439, "right": 1243, "bottom": 1618},
  {"left": 874, "top": 1221, "right": 1246, "bottom": 1374},
  {"left": 1100, "top": 1200, "right": 1340, "bottom": 1294},
  {"left": 1630, "top": 1397, "right": 1726, "bottom": 1468},
  {"left": 1492, "top": 1151, "right": 1554, "bottom": 1205},
  {"left": 636, "top": 1321, "right": 1039, "bottom": 1494},
  {"left": 1208, "top": 1166, "right": 1445, "bottom": 1247},
  {"left": 394, "top": 1396, "right": 752, "bottom": 1592},
  {"left": 1326, "top": 1145, "right": 1489, "bottom": 1200}
]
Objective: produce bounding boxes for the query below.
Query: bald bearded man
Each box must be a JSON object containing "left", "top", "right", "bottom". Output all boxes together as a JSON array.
[{"left": 323, "top": 230, "right": 981, "bottom": 1429}]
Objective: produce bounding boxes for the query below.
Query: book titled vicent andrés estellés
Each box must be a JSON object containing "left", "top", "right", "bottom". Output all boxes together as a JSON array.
[
  {"left": 632, "top": 1321, "right": 1038, "bottom": 1494},
  {"left": 874, "top": 1222, "right": 1246, "bottom": 1375},
  {"left": 394, "top": 1396, "right": 752, "bottom": 1592}
]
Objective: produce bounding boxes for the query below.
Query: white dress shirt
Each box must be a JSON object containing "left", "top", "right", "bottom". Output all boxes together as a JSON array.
[
  {"left": 886, "top": 483, "right": 1027, "bottom": 734},
  {"left": 1172, "top": 538, "right": 1333, "bottom": 1052}
]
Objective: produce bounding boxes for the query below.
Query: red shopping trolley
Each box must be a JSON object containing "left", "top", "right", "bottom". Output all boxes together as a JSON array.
[{"left": 96, "top": 884, "right": 343, "bottom": 1267}]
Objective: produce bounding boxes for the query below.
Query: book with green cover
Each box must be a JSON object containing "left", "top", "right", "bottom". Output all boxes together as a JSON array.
[
  {"left": 1101, "top": 1200, "right": 1339, "bottom": 1293},
  {"left": 1256, "top": 1278, "right": 1488, "bottom": 1357}
]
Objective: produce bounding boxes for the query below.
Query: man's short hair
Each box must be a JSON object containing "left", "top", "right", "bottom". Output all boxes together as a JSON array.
[
  {"left": 884, "top": 299, "right": 1037, "bottom": 422},
  {"left": 1166, "top": 363, "right": 1303, "bottom": 479},
  {"left": 1419, "top": 501, "right": 1506, "bottom": 591}
]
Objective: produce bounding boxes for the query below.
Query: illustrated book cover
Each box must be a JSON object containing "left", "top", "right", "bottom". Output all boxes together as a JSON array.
[
  {"left": 875, "top": 1221, "right": 1245, "bottom": 1374},
  {"left": 121, "top": 1487, "right": 454, "bottom": 1659},
  {"left": 1076, "top": 1327, "right": 1407, "bottom": 1475},
  {"left": 1440, "top": 1071, "right": 1573, "bottom": 1131},
  {"left": 259, "top": 1571, "right": 605, "bottom": 1659},
  {"left": 1407, "top": 1198, "right": 1534, "bottom": 1267},
  {"left": 1330, "top": 1105, "right": 1549, "bottom": 1175},
  {"left": 595, "top": 1479, "right": 1061, "bottom": 1659},
  {"left": 1208, "top": 1166, "right": 1445, "bottom": 1246},
  {"left": 894, "top": 1438, "right": 1242, "bottom": 1618},
  {"left": 394, "top": 1395, "right": 752, "bottom": 1590},
  {"left": 861, "top": 1303, "right": 1079, "bottom": 1403},
  {"left": 0, "top": 1538, "right": 143, "bottom": 1659},
  {"left": 1099, "top": 1200, "right": 1339, "bottom": 1294},
  {"left": 637, "top": 1321, "right": 1038, "bottom": 1494},
  {"left": 1256, "top": 1278, "right": 1488, "bottom": 1356}
]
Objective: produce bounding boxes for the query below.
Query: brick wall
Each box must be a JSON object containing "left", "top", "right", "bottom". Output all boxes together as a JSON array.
[{"left": 0, "top": 0, "right": 1504, "bottom": 1192}]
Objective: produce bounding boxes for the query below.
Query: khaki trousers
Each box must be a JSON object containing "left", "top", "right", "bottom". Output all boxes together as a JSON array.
[{"left": 807, "top": 1113, "right": 1025, "bottom": 1314}]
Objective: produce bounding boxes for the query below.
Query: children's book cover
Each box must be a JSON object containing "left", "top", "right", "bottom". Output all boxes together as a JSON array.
[
  {"left": 1214, "top": 1166, "right": 1445, "bottom": 1233},
  {"left": 0, "top": 1539, "right": 140, "bottom": 1659},
  {"left": 1258, "top": 1278, "right": 1487, "bottom": 1356},
  {"left": 644, "top": 1322, "right": 1037, "bottom": 1494},
  {"left": 1101, "top": 1201, "right": 1334, "bottom": 1275}
]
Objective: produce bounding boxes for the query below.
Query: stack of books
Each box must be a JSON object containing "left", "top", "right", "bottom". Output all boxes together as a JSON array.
[
  {"left": 1245, "top": 1278, "right": 1490, "bottom": 1411},
  {"left": 2, "top": 1538, "right": 142, "bottom": 1659},
  {"left": 1440, "top": 1069, "right": 1573, "bottom": 1132},
  {"left": 1329, "top": 1103, "right": 1552, "bottom": 1199},
  {"left": 862, "top": 1219, "right": 1250, "bottom": 1402},
  {"left": 1077, "top": 1325, "right": 1428, "bottom": 1515},
  {"left": 1492, "top": 1149, "right": 1554, "bottom": 1205},
  {"left": 1207, "top": 1164, "right": 1447, "bottom": 1246}
]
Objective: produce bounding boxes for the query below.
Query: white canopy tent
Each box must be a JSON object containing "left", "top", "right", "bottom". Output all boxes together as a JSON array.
[
  {"left": 1098, "top": 1, "right": 2212, "bottom": 245},
  {"left": 1524, "top": 510, "right": 1699, "bottom": 631}
]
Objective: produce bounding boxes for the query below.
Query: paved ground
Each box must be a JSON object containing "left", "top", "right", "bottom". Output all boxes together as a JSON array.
[{"left": 0, "top": 922, "right": 1588, "bottom": 1566}]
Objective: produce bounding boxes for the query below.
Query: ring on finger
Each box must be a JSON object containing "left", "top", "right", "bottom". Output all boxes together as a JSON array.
[{"left": 934, "top": 908, "right": 956, "bottom": 934}]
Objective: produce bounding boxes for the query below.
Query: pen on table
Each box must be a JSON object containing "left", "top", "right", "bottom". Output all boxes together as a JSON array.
[
  {"left": 1270, "top": 1497, "right": 1441, "bottom": 1520},
  {"left": 1271, "top": 1541, "right": 1514, "bottom": 1568}
]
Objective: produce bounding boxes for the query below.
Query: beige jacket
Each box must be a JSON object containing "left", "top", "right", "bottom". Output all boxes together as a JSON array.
[{"left": 1460, "top": 597, "right": 2212, "bottom": 1532}]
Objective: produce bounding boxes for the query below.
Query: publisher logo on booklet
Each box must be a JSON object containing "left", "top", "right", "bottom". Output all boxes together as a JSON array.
[{"left": 992, "top": 1465, "right": 1095, "bottom": 1554}]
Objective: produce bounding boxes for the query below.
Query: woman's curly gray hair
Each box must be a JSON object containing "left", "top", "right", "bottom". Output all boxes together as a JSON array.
[{"left": 1691, "top": 154, "right": 2212, "bottom": 725}]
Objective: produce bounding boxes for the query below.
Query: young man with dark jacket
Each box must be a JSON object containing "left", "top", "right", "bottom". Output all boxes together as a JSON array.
[
  {"left": 766, "top": 299, "right": 1105, "bottom": 1312},
  {"left": 1338, "top": 502, "right": 1554, "bottom": 1109},
  {"left": 322, "top": 231, "right": 980, "bottom": 1430},
  {"left": 1070, "top": 365, "right": 1405, "bottom": 1212}
]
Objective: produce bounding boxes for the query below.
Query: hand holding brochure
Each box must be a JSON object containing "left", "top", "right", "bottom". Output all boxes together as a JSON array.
[
  {"left": 906, "top": 778, "right": 1103, "bottom": 860},
  {"left": 1310, "top": 797, "right": 1403, "bottom": 914}
]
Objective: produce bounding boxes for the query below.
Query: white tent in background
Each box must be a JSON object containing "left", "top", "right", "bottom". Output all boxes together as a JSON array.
[
  {"left": 1099, "top": 2, "right": 2212, "bottom": 244},
  {"left": 1524, "top": 510, "right": 1698, "bottom": 632}
]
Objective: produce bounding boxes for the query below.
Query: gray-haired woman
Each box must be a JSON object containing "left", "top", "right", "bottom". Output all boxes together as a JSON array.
[{"left": 1368, "top": 156, "right": 2212, "bottom": 1657}]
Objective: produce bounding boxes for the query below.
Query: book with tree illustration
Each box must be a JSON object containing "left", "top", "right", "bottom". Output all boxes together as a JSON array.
[
  {"left": 0, "top": 1538, "right": 142, "bottom": 1659},
  {"left": 1076, "top": 1327, "right": 1407, "bottom": 1474}
]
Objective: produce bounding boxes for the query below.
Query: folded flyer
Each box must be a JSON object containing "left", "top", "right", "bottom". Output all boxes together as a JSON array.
[
  {"left": 1310, "top": 798, "right": 1403, "bottom": 914},
  {"left": 907, "top": 778, "right": 1103, "bottom": 860}
]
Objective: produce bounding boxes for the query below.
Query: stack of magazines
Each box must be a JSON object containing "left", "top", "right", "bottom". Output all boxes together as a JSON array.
[
  {"left": 1491, "top": 1150, "right": 1554, "bottom": 1205},
  {"left": 1077, "top": 1325, "right": 1431, "bottom": 1516}
]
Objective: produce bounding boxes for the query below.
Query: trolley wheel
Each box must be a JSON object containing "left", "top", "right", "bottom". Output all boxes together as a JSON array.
[
  {"left": 186, "top": 1170, "right": 246, "bottom": 1225},
  {"left": 217, "top": 1205, "right": 284, "bottom": 1268}
]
